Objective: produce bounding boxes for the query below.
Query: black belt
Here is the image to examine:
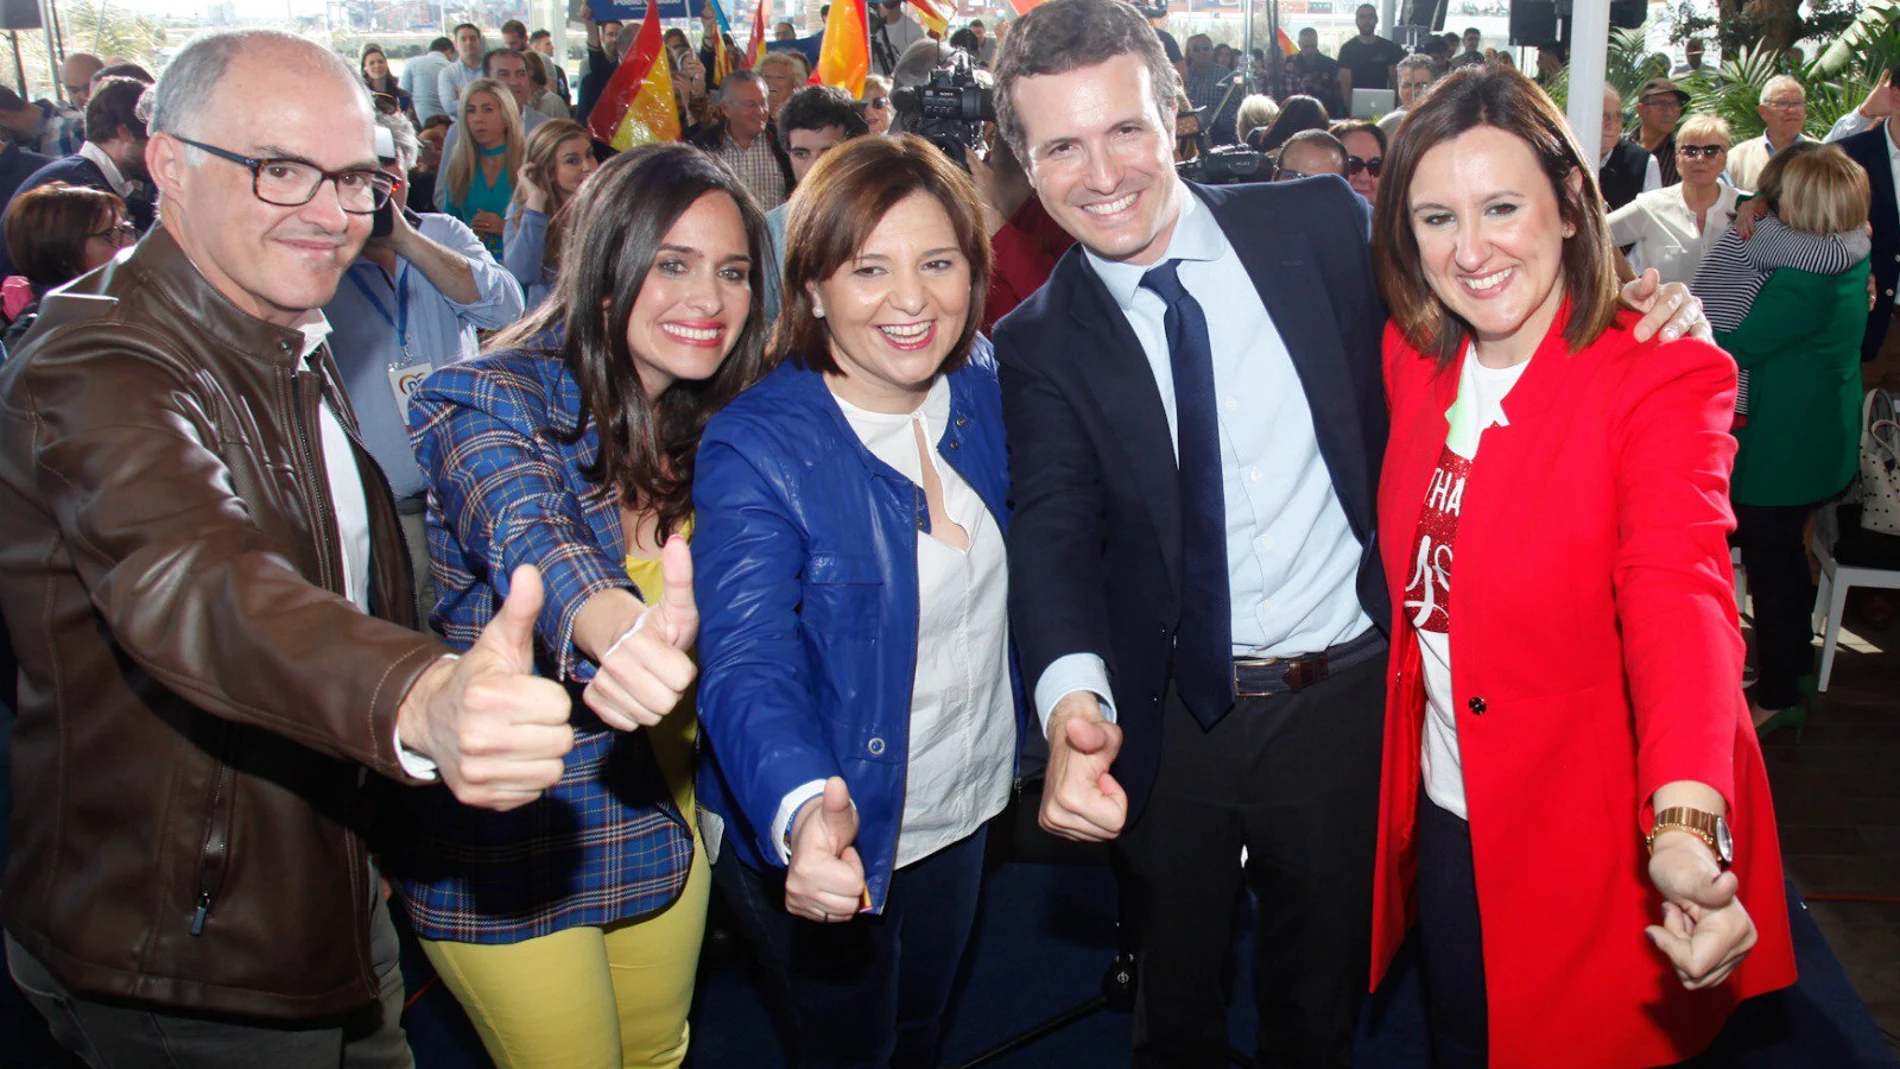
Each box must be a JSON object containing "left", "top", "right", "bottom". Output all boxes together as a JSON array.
[{"left": 1231, "top": 627, "right": 1385, "bottom": 697}]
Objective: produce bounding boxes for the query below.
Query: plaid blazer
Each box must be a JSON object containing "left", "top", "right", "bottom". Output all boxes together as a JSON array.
[{"left": 386, "top": 343, "right": 692, "bottom": 944}]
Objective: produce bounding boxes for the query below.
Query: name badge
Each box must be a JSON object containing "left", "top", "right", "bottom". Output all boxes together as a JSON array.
[{"left": 388, "top": 362, "right": 430, "bottom": 411}]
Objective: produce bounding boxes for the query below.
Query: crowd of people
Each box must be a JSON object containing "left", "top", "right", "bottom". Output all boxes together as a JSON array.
[{"left": 0, "top": 1, "right": 1892, "bottom": 1068}]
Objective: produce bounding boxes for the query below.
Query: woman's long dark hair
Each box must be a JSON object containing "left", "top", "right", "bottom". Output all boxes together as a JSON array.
[
  {"left": 486, "top": 143, "right": 772, "bottom": 540},
  {"left": 1252, "top": 94, "right": 1330, "bottom": 152}
]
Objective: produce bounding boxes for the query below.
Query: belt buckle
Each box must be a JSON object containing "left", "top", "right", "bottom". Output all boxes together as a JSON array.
[{"left": 1233, "top": 655, "right": 1280, "bottom": 699}]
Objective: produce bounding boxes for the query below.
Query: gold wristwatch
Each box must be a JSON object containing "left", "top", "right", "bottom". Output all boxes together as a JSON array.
[{"left": 1647, "top": 807, "right": 1733, "bottom": 869}]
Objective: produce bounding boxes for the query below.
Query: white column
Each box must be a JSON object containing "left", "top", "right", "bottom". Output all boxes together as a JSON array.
[{"left": 1565, "top": 0, "right": 1609, "bottom": 167}]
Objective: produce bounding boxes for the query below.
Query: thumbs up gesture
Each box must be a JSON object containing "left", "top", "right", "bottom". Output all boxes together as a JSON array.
[
  {"left": 1039, "top": 694, "right": 1128, "bottom": 842},
  {"left": 397, "top": 564, "right": 575, "bottom": 811},
  {"left": 582, "top": 536, "right": 699, "bottom": 732},
  {"left": 785, "top": 776, "right": 867, "bottom": 923}
]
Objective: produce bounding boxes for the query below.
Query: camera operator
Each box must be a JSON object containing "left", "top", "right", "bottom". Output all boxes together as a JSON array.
[
  {"left": 891, "top": 49, "right": 1076, "bottom": 329},
  {"left": 325, "top": 111, "right": 526, "bottom": 626}
]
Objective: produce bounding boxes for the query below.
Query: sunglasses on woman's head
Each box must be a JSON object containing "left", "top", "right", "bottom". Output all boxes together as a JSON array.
[
  {"left": 1346, "top": 155, "right": 1383, "bottom": 177},
  {"left": 1677, "top": 144, "right": 1725, "bottom": 159}
]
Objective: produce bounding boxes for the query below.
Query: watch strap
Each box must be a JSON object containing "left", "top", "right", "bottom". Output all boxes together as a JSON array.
[{"left": 1647, "top": 806, "right": 1725, "bottom": 861}]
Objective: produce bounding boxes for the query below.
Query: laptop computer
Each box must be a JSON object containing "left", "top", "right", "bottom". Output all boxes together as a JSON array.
[{"left": 1351, "top": 88, "right": 1398, "bottom": 119}]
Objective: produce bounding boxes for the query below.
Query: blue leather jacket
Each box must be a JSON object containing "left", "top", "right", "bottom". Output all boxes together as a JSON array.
[{"left": 691, "top": 347, "right": 1022, "bottom": 911}]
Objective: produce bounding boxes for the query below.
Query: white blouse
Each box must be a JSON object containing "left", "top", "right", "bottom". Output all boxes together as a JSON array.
[
  {"left": 1607, "top": 182, "right": 1744, "bottom": 286},
  {"left": 832, "top": 377, "right": 1014, "bottom": 868}
]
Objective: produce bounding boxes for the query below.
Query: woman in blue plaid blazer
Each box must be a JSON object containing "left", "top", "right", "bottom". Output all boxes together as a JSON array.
[{"left": 394, "top": 143, "right": 774, "bottom": 1069}]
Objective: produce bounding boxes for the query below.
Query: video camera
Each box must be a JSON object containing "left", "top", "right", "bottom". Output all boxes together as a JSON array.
[
  {"left": 1176, "top": 144, "right": 1272, "bottom": 185},
  {"left": 890, "top": 51, "right": 994, "bottom": 169}
]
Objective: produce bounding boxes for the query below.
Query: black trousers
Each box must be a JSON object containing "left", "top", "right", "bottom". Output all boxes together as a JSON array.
[
  {"left": 1414, "top": 795, "right": 1488, "bottom": 1069},
  {"left": 1733, "top": 501, "right": 1819, "bottom": 710},
  {"left": 1112, "top": 644, "right": 1386, "bottom": 1069},
  {"left": 712, "top": 826, "right": 988, "bottom": 1069}
]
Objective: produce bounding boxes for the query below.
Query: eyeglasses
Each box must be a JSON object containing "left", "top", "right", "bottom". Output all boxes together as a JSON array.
[
  {"left": 1678, "top": 143, "right": 1726, "bottom": 159},
  {"left": 1763, "top": 98, "right": 1806, "bottom": 110},
  {"left": 170, "top": 135, "right": 396, "bottom": 214},
  {"left": 87, "top": 220, "right": 138, "bottom": 247},
  {"left": 1347, "top": 154, "right": 1383, "bottom": 177},
  {"left": 1275, "top": 167, "right": 1316, "bottom": 181},
  {"left": 1638, "top": 97, "right": 1683, "bottom": 110},
  {"left": 867, "top": 96, "right": 891, "bottom": 109}
]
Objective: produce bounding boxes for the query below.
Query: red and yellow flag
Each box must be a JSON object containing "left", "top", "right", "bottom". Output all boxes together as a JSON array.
[
  {"left": 1276, "top": 27, "right": 1297, "bottom": 55},
  {"left": 745, "top": 0, "right": 769, "bottom": 69},
  {"left": 585, "top": 0, "right": 682, "bottom": 150},
  {"left": 706, "top": 0, "right": 735, "bottom": 83},
  {"left": 816, "top": 0, "right": 869, "bottom": 98},
  {"left": 907, "top": 0, "right": 953, "bottom": 37}
]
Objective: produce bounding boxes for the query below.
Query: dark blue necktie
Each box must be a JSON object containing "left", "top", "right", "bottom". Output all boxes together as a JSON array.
[{"left": 1140, "top": 260, "right": 1234, "bottom": 728}]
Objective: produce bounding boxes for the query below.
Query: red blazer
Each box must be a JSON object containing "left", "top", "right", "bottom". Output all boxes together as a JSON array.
[{"left": 1369, "top": 311, "right": 1797, "bottom": 1068}]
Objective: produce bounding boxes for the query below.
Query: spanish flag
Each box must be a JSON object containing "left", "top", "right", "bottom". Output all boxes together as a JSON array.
[
  {"left": 706, "top": 0, "right": 736, "bottom": 83},
  {"left": 745, "top": 0, "right": 769, "bottom": 69},
  {"left": 585, "top": 0, "right": 681, "bottom": 150},
  {"left": 816, "top": 0, "right": 869, "bottom": 98},
  {"left": 907, "top": 0, "right": 953, "bottom": 37}
]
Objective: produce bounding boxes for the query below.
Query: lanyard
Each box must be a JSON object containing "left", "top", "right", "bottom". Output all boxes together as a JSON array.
[{"left": 347, "top": 264, "right": 413, "bottom": 361}]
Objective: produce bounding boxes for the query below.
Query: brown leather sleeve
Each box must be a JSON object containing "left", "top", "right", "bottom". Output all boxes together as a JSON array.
[{"left": 17, "top": 325, "right": 448, "bottom": 782}]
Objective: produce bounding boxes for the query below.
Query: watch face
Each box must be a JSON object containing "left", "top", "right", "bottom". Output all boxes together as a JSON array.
[{"left": 1715, "top": 816, "right": 1734, "bottom": 863}]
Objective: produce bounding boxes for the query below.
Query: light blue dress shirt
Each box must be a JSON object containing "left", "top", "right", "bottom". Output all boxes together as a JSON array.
[
  {"left": 437, "top": 60, "right": 485, "bottom": 114},
  {"left": 762, "top": 201, "right": 791, "bottom": 324},
  {"left": 1034, "top": 185, "right": 1375, "bottom": 727},
  {"left": 501, "top": 207, "right": 554, "bottom": 309},
  {"left": 402, "top": 51, "right": 452, "bottom": 123},
  {"left": 324, "top": 213, "right": 526, "bottom": 500}
]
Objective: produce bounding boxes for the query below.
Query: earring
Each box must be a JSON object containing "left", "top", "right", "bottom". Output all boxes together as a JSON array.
[{"left": 813, "top": 306, "right": 826, "bottom": 318}]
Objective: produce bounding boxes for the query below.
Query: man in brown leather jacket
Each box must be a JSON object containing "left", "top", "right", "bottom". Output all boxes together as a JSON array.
[{"left": 0, "top": 29, "right": 698, "bottom": 1067}]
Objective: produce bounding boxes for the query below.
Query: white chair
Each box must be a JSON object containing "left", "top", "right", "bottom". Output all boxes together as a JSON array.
[{"left": 1809, "top": 501, "right": 1900, "bottom": 691}]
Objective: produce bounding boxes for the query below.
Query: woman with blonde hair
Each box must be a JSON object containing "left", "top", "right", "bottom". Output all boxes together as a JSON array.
[
  {"left": 436, "top": 76, "right": 525, "bottom": 256},
  {"left": 504, "top": 119, "right": 598, "bottom": 307},
  {"left": 1234, "top": 93, "right": 1280, "bottom": 146},
  {"left": 861, "top": 74, "right": 894, "bottom": 135},
  {"left": 1695, "top": 145, "right": 1873, "bottom": 740},
  {"left": 1609, "top": 114, "right": 1743, "bottom": 285}
]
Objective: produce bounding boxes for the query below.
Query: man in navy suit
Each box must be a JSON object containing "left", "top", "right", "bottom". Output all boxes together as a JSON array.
[
  {"left": 1826, "top": 71, "right": 1900, "bottom": 378},
  {"left": 991, "top": 3, "right": 1712, "bottom": 1065},
  {"left": 0, "top": 141, "right": 49, "bottom": 215}
]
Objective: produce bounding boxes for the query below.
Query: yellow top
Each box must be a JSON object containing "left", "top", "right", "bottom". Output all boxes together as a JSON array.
[{"left": 624, "top": 519, "right": 696, "bottom": 819}]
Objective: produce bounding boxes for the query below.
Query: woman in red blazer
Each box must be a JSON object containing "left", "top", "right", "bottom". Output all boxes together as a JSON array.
[{"left": 1365, "top": 67, "right": 1796, "bottom": 1068}]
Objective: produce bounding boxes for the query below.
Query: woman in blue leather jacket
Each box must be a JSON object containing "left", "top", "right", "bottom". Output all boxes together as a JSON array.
[{"left": 692, "top": 135, "right": 1022, "bottom": 1068}]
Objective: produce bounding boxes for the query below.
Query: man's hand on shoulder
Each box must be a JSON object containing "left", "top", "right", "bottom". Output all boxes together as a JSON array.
[{"left": 1623, "top": 269, "right": 1712, "bottom": 343}]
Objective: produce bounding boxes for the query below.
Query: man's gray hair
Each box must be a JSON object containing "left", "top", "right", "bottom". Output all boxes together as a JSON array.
[
  {"left": 1397, "top": 53, "right": 1435, "bottom": 77},
  {"left": 376, "top": 110, "right": 420, "bottom": 172},
  {"left": 152, "top": 28, "right": 368, "bottom": 138},
  {"left": 720, "top": 68, "right": 765, "bottom": 101},
  {"left": 993, "top": 0, "right": 1178, "bottom": 161},
  {"left": 1758, "top": 73, "right": 1804, "bottom": 106}
]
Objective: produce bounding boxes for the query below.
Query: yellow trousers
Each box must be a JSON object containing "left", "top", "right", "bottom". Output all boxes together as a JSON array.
[{"left": 419, "top": 840, "right": 710, "bottom": 1069}]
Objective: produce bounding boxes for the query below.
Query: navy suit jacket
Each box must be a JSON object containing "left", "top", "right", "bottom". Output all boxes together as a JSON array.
[
  {"left": 0, "top": 154, "right": 156, "bottom": 279},
  {"left": 1839, "top": 123, "right": 1899, "bottom": 361},
  {"left": 994, "top": 177, "right": 1391, "bottom": 820},
  {"left": 0, "top": 142, "right": 51, "bottom": 215}
]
